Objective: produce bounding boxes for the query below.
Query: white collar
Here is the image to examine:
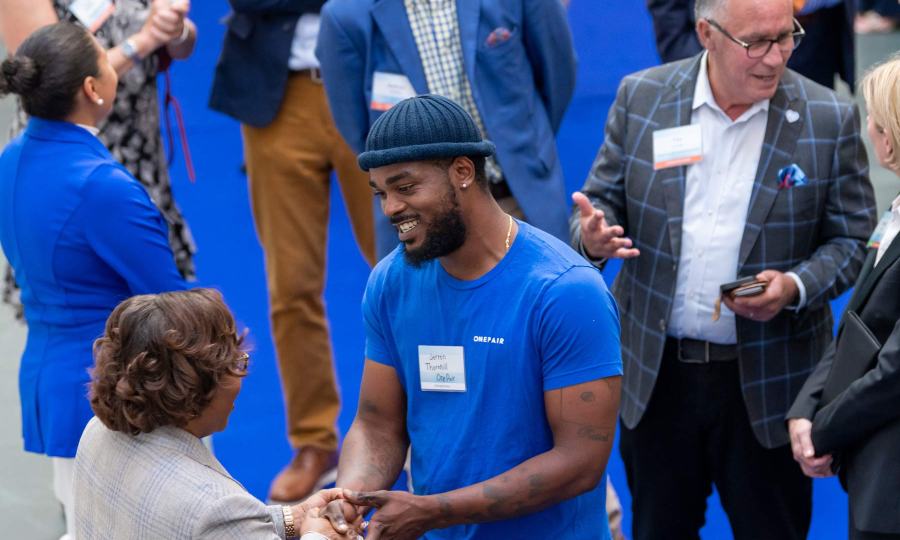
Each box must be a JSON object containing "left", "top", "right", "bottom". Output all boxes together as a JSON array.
[
  {"left": 692, "top": 52, "right": 770, "bottom": 122},
  {"left": 76, "top": 123, "right": 100, "bottom": 137}
]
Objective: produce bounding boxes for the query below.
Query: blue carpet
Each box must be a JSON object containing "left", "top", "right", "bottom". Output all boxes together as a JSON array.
[{"left": 166, "top": 1, "right": 849, "bottom": 537}]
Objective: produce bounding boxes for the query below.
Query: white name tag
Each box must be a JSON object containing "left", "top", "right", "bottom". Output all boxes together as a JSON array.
[
  {"left": 371, "top": 71, "right": 416, "bottom": 112},
  {"left": 653, "top": 124, "right": 702, "bottom": 170},
  {"left": 418, "top": 345, "right": 466, "bottom": 392},
  {"left": 868, "top": 210, "right": 894, "bottom": 249},
  {"left": 69, "top": 0, "right": 115, "bottom": 33}
]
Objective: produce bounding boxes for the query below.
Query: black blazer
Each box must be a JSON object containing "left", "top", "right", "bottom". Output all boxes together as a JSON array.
[
  {"left": 645, "top": 0, "right": 855, "bottom": 89},
  {"left": 788, "top": 229, "right": 900, "bottom": 533},
  {"left": 208, "top": 0, "right": 325, "bottom": 127}
]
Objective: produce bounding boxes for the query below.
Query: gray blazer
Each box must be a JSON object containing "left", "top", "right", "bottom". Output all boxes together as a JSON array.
[
  {"left": 571, "top": 54, "right": 877, "bottom": 449},
  {"left": 74, "top": 417, "right": 287, "bottom": 539}
]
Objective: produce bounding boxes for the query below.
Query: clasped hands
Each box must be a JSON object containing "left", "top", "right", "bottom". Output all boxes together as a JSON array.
[
  {"left": 301, "top": 489, "right": 437, "bottom": 540},
  {"left": 787, "top": 418, "right": 834, "bottom": 478}
]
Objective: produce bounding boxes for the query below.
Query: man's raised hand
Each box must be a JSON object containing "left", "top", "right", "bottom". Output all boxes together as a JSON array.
[{"left": 572, "top": 192, "right": 639, "bottom": 260}]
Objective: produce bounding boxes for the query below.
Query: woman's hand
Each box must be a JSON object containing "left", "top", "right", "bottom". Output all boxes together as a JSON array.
[
  {"left": 130, "top": 0, "right": 191, "bottom": 54},
  {"left": 299, "top": 507, "right": 358, "bottom": 539}
]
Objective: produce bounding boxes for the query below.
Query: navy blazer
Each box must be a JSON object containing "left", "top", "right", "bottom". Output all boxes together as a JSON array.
[
  {"left": 209, "top": 0, "right": 325, "bottom": 127},
  {"left": 316, "top": 0, "right": 577, "bottom": 244}
]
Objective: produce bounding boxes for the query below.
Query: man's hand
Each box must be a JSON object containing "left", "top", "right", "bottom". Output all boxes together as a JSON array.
[
  {"left": 298, "top": 507, "right": 358, "bottom": 540},
  {"left": 723, "top": 270, "right": 798, "bottom": 322},
  {"left": 572, "top": 192, "right": 639, "bottom": 260},
  {"left": 788, "top": 418, "right": 834, "bottom": 478},
  {"left": 320, "top": 499, "right": 367, "bottom": 537},
  {"left": 342, "top": 489, "right": 437, "bottom": 540}
]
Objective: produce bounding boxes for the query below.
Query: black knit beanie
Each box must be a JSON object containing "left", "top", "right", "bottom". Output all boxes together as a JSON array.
[{"left": 357, "top": 94, "right": 495, "bottom": 171}]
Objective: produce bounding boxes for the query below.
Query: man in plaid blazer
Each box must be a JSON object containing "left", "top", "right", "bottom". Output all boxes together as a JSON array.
[{"left": 570, "top": 0, "right": 876, "bottom": 537}]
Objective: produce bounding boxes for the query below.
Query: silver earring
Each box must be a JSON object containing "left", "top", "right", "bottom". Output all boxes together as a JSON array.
[
  {"left": 461, "top": 183, "right": 468, "bottom": 189},
  {"left": 96, "top": 98, "right": 104, "bottom": 106}
]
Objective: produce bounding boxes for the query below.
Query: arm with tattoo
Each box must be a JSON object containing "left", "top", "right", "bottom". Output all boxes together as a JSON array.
[{"left": 343, "top": 376, "right": 621, "bottom": 538}]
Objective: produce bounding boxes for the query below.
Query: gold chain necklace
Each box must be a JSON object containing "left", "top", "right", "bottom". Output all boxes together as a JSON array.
[{"left": 505, "top": 214, "right": 514, "bottom": 252}]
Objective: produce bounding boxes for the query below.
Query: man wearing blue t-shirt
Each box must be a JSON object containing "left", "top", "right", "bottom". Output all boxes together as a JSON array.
[{"left": 325, "top": 94, "right": 623, "bottom": 540}]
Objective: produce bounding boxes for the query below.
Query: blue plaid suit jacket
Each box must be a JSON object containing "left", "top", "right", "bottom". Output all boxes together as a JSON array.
[{"left": 571, "top": 55, "right": 877, "bottom": 448}]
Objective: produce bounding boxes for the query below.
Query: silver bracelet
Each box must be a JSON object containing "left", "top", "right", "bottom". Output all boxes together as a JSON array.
[{"left": 120, "top": 38, "right": 142, "bottom": 63}]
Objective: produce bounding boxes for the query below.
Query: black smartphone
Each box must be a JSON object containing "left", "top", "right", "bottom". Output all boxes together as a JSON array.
[{"left": 720, "top": 276, "right": 766, "bottom": 296}]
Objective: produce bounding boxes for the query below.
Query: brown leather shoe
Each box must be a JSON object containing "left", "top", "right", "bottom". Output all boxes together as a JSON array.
[{"left": 267, "top": 446, "right": 338, "bottom": 504}]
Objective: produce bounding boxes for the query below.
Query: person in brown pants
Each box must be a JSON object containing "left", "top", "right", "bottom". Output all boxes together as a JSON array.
[{"left": 209, "top": 4, "right": 374, "bottom": 503}]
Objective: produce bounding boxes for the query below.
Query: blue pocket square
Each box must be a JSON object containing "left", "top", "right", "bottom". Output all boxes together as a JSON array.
[{"left": 777, "top": 164, "right": 807, "bottom": 189}]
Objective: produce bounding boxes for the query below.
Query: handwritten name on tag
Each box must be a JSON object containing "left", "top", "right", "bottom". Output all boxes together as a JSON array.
[{"left": 418, "top": 345, "right": 466, "bottom": 392}]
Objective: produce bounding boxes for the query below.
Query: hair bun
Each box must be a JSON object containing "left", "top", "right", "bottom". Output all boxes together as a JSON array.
[{"left": 0, "top": 55, "right": 40, "bottom": 96}]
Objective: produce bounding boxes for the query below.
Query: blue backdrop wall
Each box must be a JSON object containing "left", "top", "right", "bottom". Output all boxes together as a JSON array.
[{"left": 167, "top": 1, "right": 849, "bottom": 537}]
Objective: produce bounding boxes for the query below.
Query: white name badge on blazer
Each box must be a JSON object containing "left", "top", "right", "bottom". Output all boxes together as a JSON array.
[
  {"left": 69, "top": 0, "right": 114, "bottom": 33},
  {"left": 868, "top": 210, "right": 894, "bottom": 249},
  {"left": 371, "top": 72, "right": 416, "bottom": 112},
  {"left": 418, "top": 345, "right": 466, "bottom": 392},
  {"left": 653, "top": 124, "right": 703, "bottom": 170}
]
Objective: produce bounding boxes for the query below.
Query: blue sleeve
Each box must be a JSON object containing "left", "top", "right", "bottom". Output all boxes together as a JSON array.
[
  {"left": 317, "top": 4, "right": 370, "bottom": 154},
  {"left": 522, "top": 0, "right": 577, "bottom": 133},
  {"left": 362, "top": 264, "right": 395, "bottom": 367},
  {"left": 538, "top": 266, "right": 622, "bottom": 391},
  {"left": 78, "top": 165, "right": 186, "bottom": 294}
]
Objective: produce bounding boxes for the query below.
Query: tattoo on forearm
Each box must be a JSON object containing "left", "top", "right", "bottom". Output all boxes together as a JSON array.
[
  {"left": 359, "top": 399, "right": 379, "bottom": 416},
  {"left": 527, "top": 474, "right": 545, "bottom": 498}
]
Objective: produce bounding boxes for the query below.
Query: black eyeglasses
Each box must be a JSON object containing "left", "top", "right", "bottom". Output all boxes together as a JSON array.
[{"left": 706, "top": 18, "right": 805, "bottom": 59}]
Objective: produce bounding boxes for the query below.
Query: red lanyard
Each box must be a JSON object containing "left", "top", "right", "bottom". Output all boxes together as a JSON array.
[{"left": 162, "top": 65, "right": 196, "bottom": 182}]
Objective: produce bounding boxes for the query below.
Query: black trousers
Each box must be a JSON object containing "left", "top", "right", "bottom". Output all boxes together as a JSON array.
[{"left": 619, "top": 342, "right": 811, "bottom": 540}]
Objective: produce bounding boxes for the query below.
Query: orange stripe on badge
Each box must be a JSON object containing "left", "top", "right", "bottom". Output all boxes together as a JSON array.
[
  {"left": 370, "top": 101, "right": 394, "bottom": 112},
  {"left": 654, "top": 154, "right": 702, "bottom": 170}
]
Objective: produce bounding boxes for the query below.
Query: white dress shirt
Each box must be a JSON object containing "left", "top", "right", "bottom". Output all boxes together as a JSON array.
[
  {"left": 288, "top": 13, "right": 321, "bottom": 71},
  {"left": 875, "top": 194, "right": 900, "bottom": 266},
  {"left": 667, "top": 53, "right": 770, "bottom": 345}
]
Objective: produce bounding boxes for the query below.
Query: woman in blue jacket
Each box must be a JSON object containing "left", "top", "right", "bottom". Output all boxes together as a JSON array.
[{"left": 0, "top": 22, "right": 185, "bottom": 539}]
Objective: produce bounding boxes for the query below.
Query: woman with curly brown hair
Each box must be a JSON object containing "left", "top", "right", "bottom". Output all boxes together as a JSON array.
[{"left": 74, "top": 288, "right": 357, "bottom": 540}]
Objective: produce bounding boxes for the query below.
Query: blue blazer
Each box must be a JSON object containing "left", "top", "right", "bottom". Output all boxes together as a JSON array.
[
  {"left": 0, "top": 119, "right": 185, "bottom": 457},
  {"left": 208, "top": 0, "right": 325, "bottom": 127},
  {"left": 316, "top": 0, "right": 577, "bottom": 243}
]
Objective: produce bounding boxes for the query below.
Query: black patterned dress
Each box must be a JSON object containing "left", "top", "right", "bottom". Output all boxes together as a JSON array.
[{"left": 3, "top": 0, "right": 196, "bottom": 314}]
